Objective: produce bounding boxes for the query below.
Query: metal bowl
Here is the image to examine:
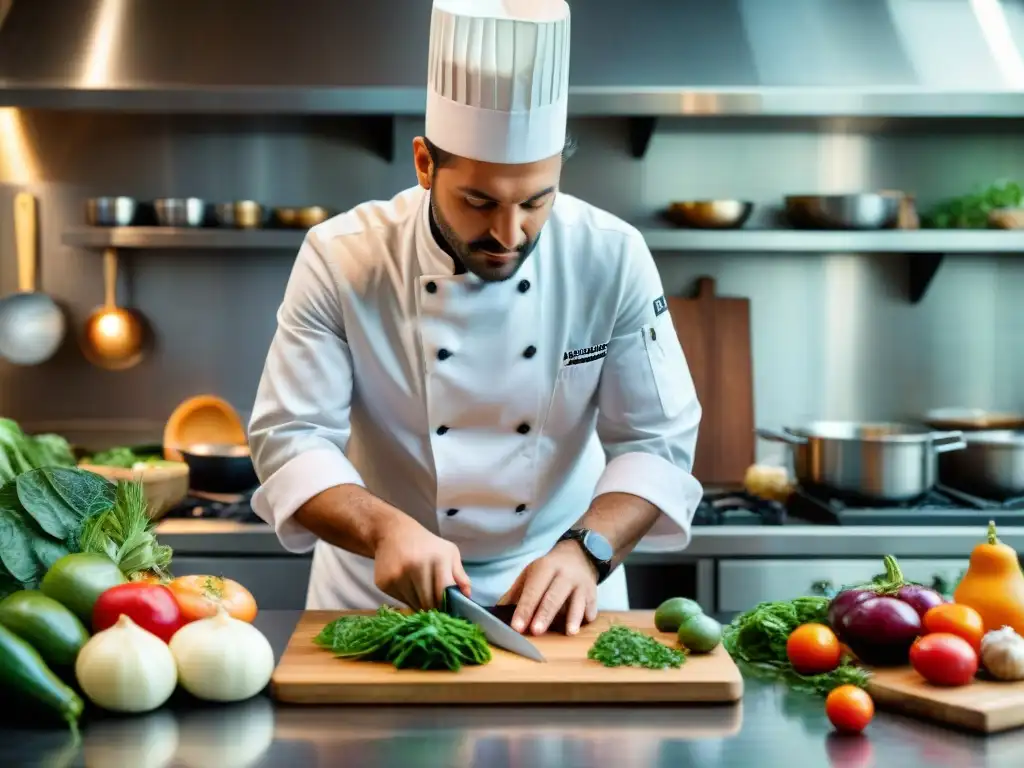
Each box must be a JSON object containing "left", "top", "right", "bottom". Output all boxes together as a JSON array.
[
  {"left": 178, "top": 443, "right": 258, "bottom": 494},
  {"left": 155, "top": 197, "right": 206, "bottom": 227},
  {"left": 784, "top": 193, "right": 901, "bottom": 230},
  {"left": 214, "top": 200, "right": 265, "bottom": 229},
  {"left": 86, "top": 197, "right": 138, "bottom": 226},
  {"left": 663, "top": 200, "right": 754, "bottom": 229}
]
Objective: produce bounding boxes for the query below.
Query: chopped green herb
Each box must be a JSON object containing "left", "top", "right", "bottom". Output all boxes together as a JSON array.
[
  {"left": 587, "top": 624, "right": 686, "bottom": 669},
  {"left": 722, "top": 596, "right": 870, "bottom": 696},
  {"left": 314, "top": 606, "right": 492, "bottom": 671}
]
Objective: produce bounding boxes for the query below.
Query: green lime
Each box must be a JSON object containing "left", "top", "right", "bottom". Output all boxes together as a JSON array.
[
  {"left": 653, "top": 597, "right": 704, "bottom": 632},
  {"left": 677, "top": 613, "right": 722, "bottom": 654}
]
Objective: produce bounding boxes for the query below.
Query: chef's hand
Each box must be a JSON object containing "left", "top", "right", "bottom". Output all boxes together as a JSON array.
[
  {"left": 373, "top": 516, "right": 471, "bottom": 611},
  {"left": 497, "top": 540, "right": 599, "bottom": 636}
]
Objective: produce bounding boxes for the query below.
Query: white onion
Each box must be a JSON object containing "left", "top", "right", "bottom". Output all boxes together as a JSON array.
[
  {"left": 75, "top": 614, "right": 178, "bottom": 713},
  {"left": 169, "top": 606, "right": 274, "bottom": 702}
]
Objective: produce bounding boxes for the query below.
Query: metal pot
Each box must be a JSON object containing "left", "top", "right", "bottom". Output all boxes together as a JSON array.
[
  {"left": 178, "top": 443, "right": 258, "bottom": 494},
  {"left": 938, "top": 430, "right": 1024, "bottom": 500},
  {"left": 784, "top": 193, "right": 901, "bottom": 230},
  {"left": 757, "top": 421, "right": 966, "bottom": 503}
]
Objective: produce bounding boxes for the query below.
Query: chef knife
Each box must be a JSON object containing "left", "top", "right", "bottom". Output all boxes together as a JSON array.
[{"left": 443, "top": 586, "right": 547, "bottom": 663}]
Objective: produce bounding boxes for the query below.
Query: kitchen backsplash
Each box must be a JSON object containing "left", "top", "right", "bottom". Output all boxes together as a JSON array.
[{"left": 1, "top": 110, "right": 1023, "bottom": 459}]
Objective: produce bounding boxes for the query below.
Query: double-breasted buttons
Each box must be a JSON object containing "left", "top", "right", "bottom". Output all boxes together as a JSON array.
[
  {"left": 523, "top": 345, "right": 537, "bottom": 359},
  {"left": 437, "top": 348, "right": 452, "bottom": 361},
  {"left": 517, "top": 279, "right": 531, "bottom": 294},
  {"left": 516, "top": 423, "right": 531, "bottom": 435},
  {"left": 446, "top": 508, "right": 459, "bottom": 517},
  {"left": 436, "top": 425, "right": 449, "bottom": 435},
  {"left": 425, "top": 281, "right": 438, "bottom": 294},
  {"left": 515, "top": 504, "right": 528, "bottom": 514}
]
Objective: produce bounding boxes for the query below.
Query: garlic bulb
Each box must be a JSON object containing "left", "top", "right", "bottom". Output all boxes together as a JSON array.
[
  {"left": 169, "top": 606, "right": 274, "bottom": 702},
  {"left": 75, "top": 614, "right": 178, "bottom": 713},
  {"left": 981, "top": 626, "right": 1024, "bottom": 681}
]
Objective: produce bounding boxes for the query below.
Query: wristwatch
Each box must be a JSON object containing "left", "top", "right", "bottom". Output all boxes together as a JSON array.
[{"left": 558, "top": 528, "right": 614, "bottom": 584}]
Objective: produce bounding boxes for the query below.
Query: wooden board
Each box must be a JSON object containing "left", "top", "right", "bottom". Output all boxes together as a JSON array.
[
  {"left": 668, "top": 276, "right": 755, "bottom": 486},
  {"left": 271, "top": 610, "right": 744, "bottom": 705},
  {"left": 868, "top": 666, "right": 1024, "bottom": 733}
]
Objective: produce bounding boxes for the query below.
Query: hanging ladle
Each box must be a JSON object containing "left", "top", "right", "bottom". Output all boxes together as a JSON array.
[{"left": 81, "top": 248, "right": 147, "bottom": 370}]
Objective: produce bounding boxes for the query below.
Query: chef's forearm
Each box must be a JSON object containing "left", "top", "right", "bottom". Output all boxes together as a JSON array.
[
  {"left": 293, "top": 484, "right": 411, "bottom": 559},
  {"left": 574, "top": 492, "right": 661, "bottom": 567}
]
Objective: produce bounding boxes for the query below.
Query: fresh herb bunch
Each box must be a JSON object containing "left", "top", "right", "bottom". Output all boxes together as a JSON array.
[
  {"left": 923, "top": 179, "right": 1023, "bottom": 229},
  {"left": 587, "top": 624, "right": 687, "bottom": 669},
  {"left": 722, "top": 596, "right": 870, "bottom": 696},
  {"left": 79, "top": 479, "right": 173, "bottom": 580},
  {"left": 314, "top": 606, "right": 492, "bottom": 671}
]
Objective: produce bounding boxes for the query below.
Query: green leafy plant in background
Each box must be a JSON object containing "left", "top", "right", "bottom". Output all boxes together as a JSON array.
[
  {"left": 923, "top": 179, "right": 1023, "bottom": 229},
  {"left": 0, "top": 419, "right": 76, "bottom": 485}
]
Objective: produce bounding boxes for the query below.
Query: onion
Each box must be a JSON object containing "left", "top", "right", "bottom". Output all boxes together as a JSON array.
[{"left": 169, "top": 606, "right": 274, "bottom": 703}]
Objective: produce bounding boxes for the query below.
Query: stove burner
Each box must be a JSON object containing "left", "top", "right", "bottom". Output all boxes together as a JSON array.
[
  {"left": 693, "top": 490, "right": 787, "bottom": 526},
  {"left": 788, "top": 484, "right": 1024, "bottom": 526},
  {"left": 162, "top": 488, "right": 261, "bottom": 523}
]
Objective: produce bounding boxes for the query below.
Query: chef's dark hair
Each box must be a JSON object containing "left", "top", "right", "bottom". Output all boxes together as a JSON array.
[{"left": 424, "top": 133, "right": 577, "bottom": 171}]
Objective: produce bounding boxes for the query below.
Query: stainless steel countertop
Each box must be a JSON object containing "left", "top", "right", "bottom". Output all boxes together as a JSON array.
[
  {"left": 2, "top": 610, "right": 1022, "bottom": 768},
  {"left": 155, "top": 518, "right": 1024, "bottom": 559}
]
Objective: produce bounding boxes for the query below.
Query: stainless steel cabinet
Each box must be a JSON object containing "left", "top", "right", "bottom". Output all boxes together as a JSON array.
[
  {"left": 716, "top": 558, "right": 969, "bottom": 613},
  {"left": 171, "top": 556, "right": 313, "bottom": 610}
]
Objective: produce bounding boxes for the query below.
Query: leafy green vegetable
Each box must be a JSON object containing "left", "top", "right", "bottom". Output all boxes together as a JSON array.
[
  {"left": 722, "top": 596, "right": 869, "bottom": 696},
  {"left": 314, "top": 606, "right": 492, "bottom": 671},
  {"left": 82, "top": 446, "right": 169, "bottom": 469},
  {"left": 0, "top": 468, "right": 117, "bottom": 598},
  {"left": 923, "top": 179, "right": 1023, "bottom": 229},
  {"left": 79, "top": 480, "right": 173, "bottom": 580},
  {"left": 0, "top": 419, "right": 76, "bottom": 486},
  {"left": 587, "top": 624, "right": 687, "bottom": 669}
]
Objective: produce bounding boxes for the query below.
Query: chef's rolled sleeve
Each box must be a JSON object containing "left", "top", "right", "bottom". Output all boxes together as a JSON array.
[
  {"left": 248, "top": 230, "right": 365, "bottom": 553},
  {"left": 594, "top": 229, "right": 704, "bottom": 552}
]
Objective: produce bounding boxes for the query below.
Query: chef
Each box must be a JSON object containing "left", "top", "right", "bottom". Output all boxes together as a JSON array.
[{"left": 248, "top": 0, "right": 703, "bottom": 637}]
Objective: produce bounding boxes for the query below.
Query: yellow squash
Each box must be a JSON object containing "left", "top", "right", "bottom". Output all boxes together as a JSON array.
[{"left": 954, "top": 520, "right": 1024, "bottom": 636}]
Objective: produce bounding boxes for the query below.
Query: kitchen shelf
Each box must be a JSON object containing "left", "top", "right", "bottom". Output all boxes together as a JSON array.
[
  {"left": 63, "top": 226, "right": 1024, "bottom": 304},
  {"left": 62, "top": 227, "right": 306, "bottom": 250}
]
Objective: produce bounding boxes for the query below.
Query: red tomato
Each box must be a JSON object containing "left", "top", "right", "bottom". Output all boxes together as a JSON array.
[
  {"left": 910, "top": 632, "right": 978, "bottom": 686},
  {"left": 92, "top": 582, "right": 186, "bottom": 643},
  {"left": 825, "top": 685, "right": 875, "bottom": 734}
]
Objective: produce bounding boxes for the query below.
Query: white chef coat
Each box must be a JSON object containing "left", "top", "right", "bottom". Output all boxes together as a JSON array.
[{"left": 248, "top": 185, "right": 703, "bottom": 611}]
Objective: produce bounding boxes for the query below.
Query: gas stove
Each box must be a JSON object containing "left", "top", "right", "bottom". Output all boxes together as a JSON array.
[
  {"left": 787, "top": 485, "right": 1024, "bottom": 526},
  {"left": 161, "top": 490, "right": 261, "bottom": 524},
  {"left": 692, "top": 490, "right": 788, "bottom": 526}
]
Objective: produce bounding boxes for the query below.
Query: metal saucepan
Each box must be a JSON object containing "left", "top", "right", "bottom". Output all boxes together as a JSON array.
[
  {"left": 662, "top": 200, "right": 754, "bottom": 229},
  {"left": 0, "top": 192, "right": 67, "bottom": 365},
  {"left": 178, "top": 443, "right": 258, "bottom": 494},
  {"left": 757, "top": 421, "right": 966, "bottom": 503},
  {"left": 938, "top": 430, "right": 1024, "bottom": 500},
  {"left": 784, "top": 193, "right": 902, "bottom": 230}
]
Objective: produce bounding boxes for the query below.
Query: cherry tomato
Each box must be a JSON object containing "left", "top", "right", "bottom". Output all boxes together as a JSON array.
[
  {"left": 167, "top": 575, "right": 258, "bottom": 623},
  {"left": 910, "top": 632, "right": 978, "bottom": 686},
  {"left": 92, "top": 582, "right": 185, "bottom": 643},
  {"left": 922, "top": 603, "right": 985, "bottom": 652},
  {"left": 786, "top": 622, "right": 842, "bottom": 675},
  {"left": 825, "top": 685, "right": 875, "bottom": 734}
]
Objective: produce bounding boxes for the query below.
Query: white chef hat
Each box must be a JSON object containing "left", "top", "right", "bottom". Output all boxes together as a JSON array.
[{"left": 425, "top": 0, "right": 571, "bottom": 165}]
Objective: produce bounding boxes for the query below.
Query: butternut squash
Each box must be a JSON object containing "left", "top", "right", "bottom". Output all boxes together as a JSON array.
[{"left": 954, "top": 520, "right": 1024, "bottom": 636}]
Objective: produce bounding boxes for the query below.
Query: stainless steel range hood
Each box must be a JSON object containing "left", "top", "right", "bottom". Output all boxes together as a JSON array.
[{"left": 1, "top": 0, "right": 1023, "bottom": 117}]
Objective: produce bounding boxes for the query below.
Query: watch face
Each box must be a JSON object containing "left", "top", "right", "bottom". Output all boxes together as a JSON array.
[{"left": 583, "top": 530, "right": 613, "bottom": 562}]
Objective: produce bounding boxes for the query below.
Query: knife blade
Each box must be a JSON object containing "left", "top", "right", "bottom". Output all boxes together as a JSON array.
[{"left": 443, "top": 586, "right": 547, "bottom": 663}]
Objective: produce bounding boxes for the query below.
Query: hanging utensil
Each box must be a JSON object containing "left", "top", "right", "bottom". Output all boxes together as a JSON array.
[
  {"left": 0, "top": 192, "right": 67, "bottom": 365},
  {"left": 81, "top": 248, "right": 147, "bottom": 370}
]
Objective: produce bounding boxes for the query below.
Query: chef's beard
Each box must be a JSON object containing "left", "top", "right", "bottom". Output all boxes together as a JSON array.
[{"left": 429, "top": 194, "right": 539, "bottom": 283}]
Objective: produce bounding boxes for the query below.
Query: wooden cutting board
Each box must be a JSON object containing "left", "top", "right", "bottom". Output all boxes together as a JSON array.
[
  {"left": 868, "top": 666, "right": 1024, "bottom": 733},
  {"left": 271, "top": 610, "right": 744, "bottom": 705},
  {"left": 667, "top": 277, "right": 755, "bottom": 487}
]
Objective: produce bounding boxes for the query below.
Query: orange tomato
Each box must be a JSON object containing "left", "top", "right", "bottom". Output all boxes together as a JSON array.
[
  {"left": 167, "top": 575, "right": 258, "bottom": 623},
  {"left": 922, "top": 603, "right": 985, "bottom": 652},
  {"left": 786, "top": 622, "right": 842, "bottom": 675},
  {"left": 825, "top": 685, "right": 875, "bottom": 734}
]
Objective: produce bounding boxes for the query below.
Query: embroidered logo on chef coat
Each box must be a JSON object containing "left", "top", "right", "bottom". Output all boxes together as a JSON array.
[
  {"left": 653, "top": 295, "right": 668, "bottom": 317},
  {"left": 563, "top": 343, "right": 608, "bottom": 366}
]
